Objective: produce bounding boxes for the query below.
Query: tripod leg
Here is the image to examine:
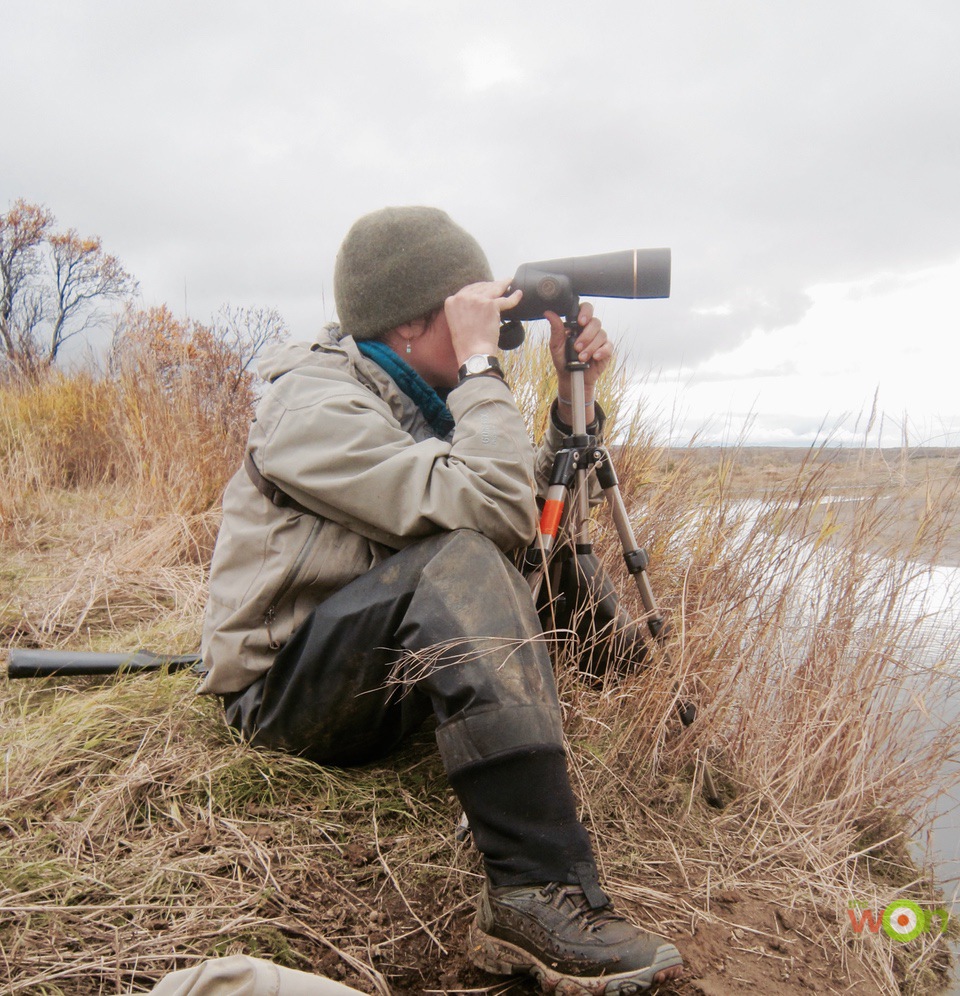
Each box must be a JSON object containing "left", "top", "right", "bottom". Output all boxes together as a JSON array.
[
  {"left": 596, "top": 454, "right": 665, "bottom": 633},
  {"left": 527, "top": 482, "right": 568, "bottom": 604},
  {"left": 526, "top": 438, "right": 585, "bottom": 603}
]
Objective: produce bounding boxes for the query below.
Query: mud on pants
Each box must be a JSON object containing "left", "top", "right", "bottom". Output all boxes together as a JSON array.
[{"left": 222, "top": 529, "right": 601, "bottom": 892}]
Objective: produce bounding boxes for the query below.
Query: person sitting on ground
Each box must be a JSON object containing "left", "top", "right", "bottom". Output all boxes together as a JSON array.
[{"left": 199, "top": 206, "right": 684, "bottom": 994}]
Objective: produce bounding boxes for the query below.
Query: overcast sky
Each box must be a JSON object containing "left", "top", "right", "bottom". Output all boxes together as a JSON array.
[{"left": 5, "top": 1, "right": 959, "bottom": 445}]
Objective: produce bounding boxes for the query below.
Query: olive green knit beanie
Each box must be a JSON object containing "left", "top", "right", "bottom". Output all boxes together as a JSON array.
[{"left": 334, "top": 206, "right": 493, "bottom": 340}]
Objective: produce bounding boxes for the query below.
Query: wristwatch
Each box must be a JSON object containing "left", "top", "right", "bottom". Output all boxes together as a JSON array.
[{"left": 458, "top": 354, "right": 503, "bottom": 381}]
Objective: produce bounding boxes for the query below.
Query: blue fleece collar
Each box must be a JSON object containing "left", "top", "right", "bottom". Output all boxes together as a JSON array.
[{"left": 356, "top": 340, "right": 455, "bottom": 439}]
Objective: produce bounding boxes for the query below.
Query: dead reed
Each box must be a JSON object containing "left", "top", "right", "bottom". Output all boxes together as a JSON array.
[{"left": 1, "top": 339, "right": 959, "bottom": 993}]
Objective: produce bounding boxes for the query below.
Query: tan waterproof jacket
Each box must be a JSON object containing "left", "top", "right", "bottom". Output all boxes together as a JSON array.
[{"left": 200, "top": 326, "right": 566, "bottom": 695}]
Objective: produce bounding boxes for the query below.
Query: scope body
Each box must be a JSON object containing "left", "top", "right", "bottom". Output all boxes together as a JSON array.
[
  {"left": 503, "top": 248, "right": 671, "bottom": 323},
  {"left": 497, "top": 247, "right": 670, "bottom": 349}
]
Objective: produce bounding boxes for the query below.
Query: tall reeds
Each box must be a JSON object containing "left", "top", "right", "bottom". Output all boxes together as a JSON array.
[{"left": 0, "top": 322, "right": 250, "bottom": 649}]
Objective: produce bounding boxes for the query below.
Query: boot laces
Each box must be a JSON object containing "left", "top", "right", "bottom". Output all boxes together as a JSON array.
[{"left": 542, "top": 883, "right": 625, "bottom": 933}]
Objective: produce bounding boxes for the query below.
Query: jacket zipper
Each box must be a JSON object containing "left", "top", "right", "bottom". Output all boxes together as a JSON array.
[{"left": 264, "top": 517, "right": 323, "bottom": 649}]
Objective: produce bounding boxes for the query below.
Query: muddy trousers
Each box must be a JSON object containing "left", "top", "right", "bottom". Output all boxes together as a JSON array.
[{"left": 223, "top": 529, "right": 597, "bottom": 889}]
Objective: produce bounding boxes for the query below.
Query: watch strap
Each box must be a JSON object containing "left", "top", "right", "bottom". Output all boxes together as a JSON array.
[{"left": 458, "top": 354, "right": 503, "bottom": 381}]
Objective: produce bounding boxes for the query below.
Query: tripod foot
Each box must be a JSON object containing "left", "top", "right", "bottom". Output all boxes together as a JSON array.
[{"left": 702, "top": 765, "right": 723, "bottom": 809}]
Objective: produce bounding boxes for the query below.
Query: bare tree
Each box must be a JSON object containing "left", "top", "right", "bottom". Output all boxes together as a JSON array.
[
  {"left": 0, "top": 200, "right": 136, "bottom": 375},
  {"left": 0, "top": 200, "right": 53, "bottom": 372},
  {"left": 209, "top": 304, "right": 289, "bottom": 392},
  {"left": 47, "top": 230, "right": 136, "bottom": 365}
]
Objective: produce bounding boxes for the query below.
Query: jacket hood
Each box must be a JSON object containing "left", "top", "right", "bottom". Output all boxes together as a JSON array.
[{"left": 257, "top": 324, "right": 344, "bottom": 383}]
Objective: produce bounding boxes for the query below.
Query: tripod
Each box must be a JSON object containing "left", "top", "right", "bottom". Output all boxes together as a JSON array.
[{"left": 525, "top": 315, "right": 722, "bottom": 808}]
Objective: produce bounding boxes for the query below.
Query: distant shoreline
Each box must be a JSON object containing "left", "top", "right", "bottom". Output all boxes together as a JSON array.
[{"left": 662, "top": 446, "right": 960, "bottom": 567}]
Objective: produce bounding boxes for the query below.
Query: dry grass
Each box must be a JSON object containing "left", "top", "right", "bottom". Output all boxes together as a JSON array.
[{"left": 2, "top": 340, "right": 959, "bottom": 993}]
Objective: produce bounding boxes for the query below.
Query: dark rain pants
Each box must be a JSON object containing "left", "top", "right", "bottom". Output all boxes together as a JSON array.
[{"left": 222, "top": 529, "right": 606, "bottom": 889}]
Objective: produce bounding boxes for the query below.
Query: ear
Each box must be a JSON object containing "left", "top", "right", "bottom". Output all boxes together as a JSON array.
[
  {"left": 379, "top": 321, "right": 420, "bottom": 357},
  {"left": 399, "top": 317, "right": 431, "bottom": 342}
]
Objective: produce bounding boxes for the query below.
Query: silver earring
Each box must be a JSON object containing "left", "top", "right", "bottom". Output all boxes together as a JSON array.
[{"left": 406, "top": 341, "right": 412, "bottom": 354}]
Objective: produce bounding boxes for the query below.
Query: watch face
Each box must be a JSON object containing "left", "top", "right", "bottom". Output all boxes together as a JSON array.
[{"left": 465, "top": 355, "right": 491, "bottom": 374}]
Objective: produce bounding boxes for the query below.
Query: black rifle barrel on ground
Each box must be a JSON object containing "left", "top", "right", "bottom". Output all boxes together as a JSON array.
[{"left": 7, "top": 648, "right": 203, "bottom": 679}]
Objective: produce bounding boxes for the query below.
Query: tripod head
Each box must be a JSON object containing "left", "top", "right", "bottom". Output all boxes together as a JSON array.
[{"left": 498, "top": 248, "right": 671, "bottom": 349}]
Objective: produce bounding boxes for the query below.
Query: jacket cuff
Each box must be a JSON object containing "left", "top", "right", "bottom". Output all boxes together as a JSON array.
[{"left": 550, "top": 398, "right": 606, "bottom": 438}]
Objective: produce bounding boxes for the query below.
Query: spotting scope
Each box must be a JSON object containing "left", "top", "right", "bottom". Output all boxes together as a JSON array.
[{"left": 499, "top": 248, "right": 671, "bottom": 349}]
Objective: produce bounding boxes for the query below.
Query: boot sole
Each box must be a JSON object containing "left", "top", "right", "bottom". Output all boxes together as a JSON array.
[{"left": 467, "top": 920, "right": 683, "bottom": 994}]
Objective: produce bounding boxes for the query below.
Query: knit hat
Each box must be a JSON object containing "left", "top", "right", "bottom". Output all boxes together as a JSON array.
[{"left": 334, "top": 206, "right": 493, "bottom": 340}]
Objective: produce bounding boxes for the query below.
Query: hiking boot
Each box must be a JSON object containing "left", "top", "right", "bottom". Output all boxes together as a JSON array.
[{"left": 468, "top": 881, "right": 684, "bottom": 994}]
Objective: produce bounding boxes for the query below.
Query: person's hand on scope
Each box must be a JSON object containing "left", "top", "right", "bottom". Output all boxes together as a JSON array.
[
  {"left": 445, "top": 279, "right": 522, "bottom": 367},
  {"left": 546, "top": 302, "right": 612, "bottom": 427}
]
